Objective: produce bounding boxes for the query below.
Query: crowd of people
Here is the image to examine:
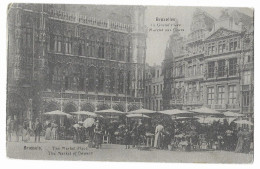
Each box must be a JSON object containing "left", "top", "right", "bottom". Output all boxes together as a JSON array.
[{"left": 6, "top": 114, "right": 253, "bottom": 154}]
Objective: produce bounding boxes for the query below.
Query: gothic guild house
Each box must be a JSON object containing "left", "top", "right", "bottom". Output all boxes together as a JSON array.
[{"left": 7, "top": 4, "right": 147, "bottom": 123}]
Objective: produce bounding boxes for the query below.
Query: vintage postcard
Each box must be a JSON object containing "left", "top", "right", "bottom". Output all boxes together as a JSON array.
[{"left": 6, "top": 3, "right": 254, "bottom": 163}]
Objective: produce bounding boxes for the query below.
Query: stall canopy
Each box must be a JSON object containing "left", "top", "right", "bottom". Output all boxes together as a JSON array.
[
  {"left": 95, "top": 108, "right": 124, "bottom": 115},
  {"left": 197, "top": 117, "right": 224, "bottom": 124},
  {"left": 43, "top": 110, "right": 72, "bottom": 117},
  {"left": 71, "top": 111, "right": 97, "bottom": 117},
  {"left": 191, "top": 107, "right": 223, "bottom": 116},
  {"left": 224, "top": 111, "right": 245, "bottom": 117},
  {"left": 128, "top": 108, "right": 156, "bottom": 114},
  {"left": 159, "top": 109, "right": 193, "bottom": 116},
  {"left": 126, "top": 113, "right": 151, "bottom": 118}
]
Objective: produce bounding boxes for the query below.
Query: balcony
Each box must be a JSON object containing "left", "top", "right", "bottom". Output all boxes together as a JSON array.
[
  {"left": 170, "top": 99, "right": 184, "bottom": 105},
  {"left": 48, "top": 8, "right": 134, "bottom": 33},
  {"left": 205, "top": 70, "right": 239, "bottom": 80},
  {"left": 185, "top": 50, "right": 204, "bottom": 59},
  {"left": 185, "top": 73, "right": 203, "bottom": 81},
  {"left": 227, "top": 104, "right": 240, "bottom": 110},
  {"left": 185, "top": 100, "right": 203, "bottom": 106}
]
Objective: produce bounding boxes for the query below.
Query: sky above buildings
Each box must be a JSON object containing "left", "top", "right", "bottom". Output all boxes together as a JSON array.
[{"left": 144, "top": 6, "right": 253, "bottom": 66}]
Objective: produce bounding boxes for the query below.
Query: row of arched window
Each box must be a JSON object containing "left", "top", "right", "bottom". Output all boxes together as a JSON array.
[
  {"left": 49, "top": 34, "right": 131, "bottom": 62},
  {"left": 49, "top": 66, "right": 131, "bottom": 94}
]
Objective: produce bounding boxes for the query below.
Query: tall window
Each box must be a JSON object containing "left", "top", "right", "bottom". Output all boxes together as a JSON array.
[
  {"left": 98, "top": 69, "right": 104, "bottom": 92},
  {"left": 218, "top": 60, "right": 225, "bottom": 77},
  {"left": 110, "top": 38, "right": 116, "bottom": 60},
  {"left": 52, "top": 67, "right": 61, "bottom": 90},
  {"left": 118, "top": 71, "right": 124, "bottom": 93},
  {"left": 88, "top": 67, "right": 95, "bottom": 91},
  {"left": 126, "top": 72, "right": 131, "bottom": 94},
  {"left": 188, "top": 66, "right": 192, "bottom": 77},
  {"left": 217, "top": 86, "right": 225, "bottom": 104},
  {"left": 243, "top": 71, "right": 251, "bottom": 85},
  {"left": 180, "top": 65, "right": 183, "bottom": 75},
  {"left": 89, "top": 37, "right": 95, "bottom": 57},
  {"left": 127, "top": 41, "right": 131, "bottom": 62},
  {"left": 229, "top": 38, "right": 239, "bottom": 51},
  {"left": 193, "top": 65, "right": 196, "bottom": 76},
  {"left": 78, "top": 77, "right": 84, "bottom": 91},
  {"left": 228, "top": 85, "right": 237, "bottom": 104},
  {"left": 78, "top": 40, "right": 85, "bottom": 56},
  {"left": 23, "top": 28, "right": 32, "bottom": 49},
  {"left": 229, "top": 58, "right": 237, "bottom": 76},
  {"left": 208, "top": 61, "right": 215, "bottom": 78},
  {"left": 98, "top": 39, "right": 105, "bottom": 58},
  {"left": 110, "top": 69, "right": 116, "bottom": 93},
  {"left": 188, "top": 83, "right": 192, "bottom": 102},
  {"left": 65, "top": 37, "right": 72, "bottom": 54},
  {"left": 218, "top": 41, "right": 226, "bottom": 54},
  {"left": 200, "top": 64, "right": 203, "bottom": 75},
  {"left": 51, "top": 35, "right": 62, "bottom": 53},
  {"left": 65, "top": 76, "right": 69, "bottom": 90},
  {"left": 199, "top": 84, "right": 203, "bottom": 101},
  {"left": 207, "top": 43, "right": 216, "bottom": 55},
  {"left": 242, "top": 91, "right": 250, "bottom": 107},
  {"left": 118, "top": 46, "right": 125, "bottom": 61},
  {"left": 192, "top": 83, "right": 197, "bottom": 102},
  {"left": 207, "top": 87, "right": 214, "bottom": 105}
]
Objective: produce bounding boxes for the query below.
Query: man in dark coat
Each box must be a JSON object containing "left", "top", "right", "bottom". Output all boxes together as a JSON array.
[{"left": 33, "top": 118, "right": 42, "bottom": 142}]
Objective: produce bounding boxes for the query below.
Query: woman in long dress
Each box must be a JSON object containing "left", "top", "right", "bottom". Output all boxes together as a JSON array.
[
  {"left": 51, "top": 122, "right": 58, "bottom": 140},
  {"left": 94, "top": 121, "right": 102, "bottom": 149},
  {"left": 235, "top": 128, "right": 244, "bottom": 153},
  {"left": 154, "top": 123, "right": 164, "bottom": 149},
  {"left": 45, "top": 123, "right": 52, "bottom": 140},
  {"left": 22, "top": 119, "right": 30, "bottom": 142}
]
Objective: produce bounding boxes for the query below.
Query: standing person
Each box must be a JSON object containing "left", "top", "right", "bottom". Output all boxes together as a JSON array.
[
  {"left": 88, "top": 124, "right": 95, "bottom": 148},
  {"left": 33, "top": 118, "right": 42, "bottom": 142},
  {"left": 51, "top": 121, "right": 58, "bottom": 140},
  {"left": 22, "top": 119, "right": 30, "bottom": 142},
  {"left": 235, "top": 127, "right": 244, "bottom": 153},
  {"left": 123, "top": 128, "right": 131, "bottom": 149},
  {"left": 94, "top": 120, "right": 102, "bottom": 149},
  {"left": 45, "top": 123, "right": 52, "bottom": 140},
  {"left": 137, "top": 120, "right": 146, "bottom": 145},
  {"left": 13, "top": 115, "right": 19, "bottom": 142},
  {"left": 243, "top": 128, "right": 251, "bottom": 153},
  {"left": 131, "top": 122, "right": 138, "bottom": 148},
  {"left": 154, "top": 122, "right": 164, "bottom": 149},
  {"left": 6, "top": 116, "right": 12, "bottom": 141},
  {"left": 224, "top": 128, "right": 234, "bottom": 151}
]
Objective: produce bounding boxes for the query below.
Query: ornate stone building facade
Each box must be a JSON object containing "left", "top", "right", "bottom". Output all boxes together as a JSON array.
[
  {"left": 162, "top": 9, "right": 253, "bottom": 119},
  {"left": 7, "top": 4, "right": 147, "bottom": 122},
  {"left": 144, "top": 64, "right": 164, "bottom": 111}
]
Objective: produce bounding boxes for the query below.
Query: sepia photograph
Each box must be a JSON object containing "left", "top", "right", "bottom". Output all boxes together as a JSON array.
[{"left": 6, "top": 3, "right": 254, "bottom": 163}]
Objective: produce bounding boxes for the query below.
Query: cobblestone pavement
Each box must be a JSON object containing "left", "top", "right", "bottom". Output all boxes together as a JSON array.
[{"left": 6, "top": 137, "right": 253, "bottom": 163}]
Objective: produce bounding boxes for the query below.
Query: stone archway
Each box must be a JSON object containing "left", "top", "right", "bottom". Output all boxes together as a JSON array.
[
  {"left": 64, "top": 103, "right": 77, "bottom": 113},
  {"left": 113, "top": 103, "right": 125, "bottom": 112},
  {"left": 7, "top": 93, "right": 27, "bottom": 124},
  {"left": 97, "top": 103, "right": 110, "bottom": 111},
  {"left": 44, "top": 101, "right": 60, "bottom": 113},
  {"left": 81, "top": 103, "right": 95, "bottom": 112},
  {"left": 128, "top": 104, "right": 139, "bottom": 112}
]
